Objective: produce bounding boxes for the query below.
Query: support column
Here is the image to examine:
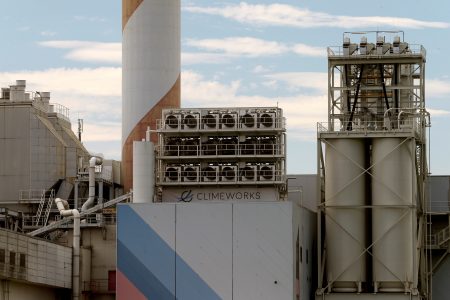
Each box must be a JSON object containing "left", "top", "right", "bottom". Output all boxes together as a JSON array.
[{"left": 74, "top": 182, "right": 79, "bottom": 209}]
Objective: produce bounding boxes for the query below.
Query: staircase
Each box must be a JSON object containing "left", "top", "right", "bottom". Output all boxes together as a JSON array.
[
  {"left": 34, "top": 190, "right": 55, "bottom": 227},
  {"left": 428, "top": 225, "right": 450, "bottom": 249}
]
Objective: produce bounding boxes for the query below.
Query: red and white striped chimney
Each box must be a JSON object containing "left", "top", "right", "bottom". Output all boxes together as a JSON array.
[{"left": 122, "top": 0, "right": 181, "bottom": 191}]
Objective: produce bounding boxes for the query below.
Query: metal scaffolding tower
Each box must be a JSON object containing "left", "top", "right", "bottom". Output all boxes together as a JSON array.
[{"left": 316, "top": 31, "right": 430, "bottom": 300}]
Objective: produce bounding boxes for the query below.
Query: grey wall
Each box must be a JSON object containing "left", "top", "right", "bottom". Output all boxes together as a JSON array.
[
  {"left": 0, "top": 106, "right": 31, "bottom": 202},
  {"left": 288, "top": 174, "right": 318, "bottom": 212},
  {"left": 0, "top": 101, "right": 89, "bottom": 205},
  {"left": 432, "top": 255, "right": 450, "bottom": 300},
  {"left": 429, "top": 176, "right": 450, "bottom": 213},
  {"left": 0, "top": 229, "right": 72, "bottom": 289}
]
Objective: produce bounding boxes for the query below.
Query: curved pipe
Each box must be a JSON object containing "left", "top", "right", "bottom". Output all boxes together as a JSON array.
[
  {"left": 55, "top": 198, "right": 80, "bottom": 300},
  {"left": 396, "top": 108, "right": 431, "bottom": 128},
  {"left": 81, "top": 157, "right": 103, "bottom": 212}
]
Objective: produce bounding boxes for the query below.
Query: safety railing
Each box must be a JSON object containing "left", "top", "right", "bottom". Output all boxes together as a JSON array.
[
  {"left": 427, "top": 226, "right": 450, "bottom": 249},
  {"left": 327, "top": 44, "right": 425, "bottom": 57},
  {"left": 49, "top": 103, "right": 70, "bottom": 121},
  {"left": 19, "top": 190, "right": 46, "bottom": 202},
  {"left": 157, "top": 167, "right": 286, "bottom": 185},
  {"left": 78, "top": 165, "right": 112, "bottom": 182},
  {"left": 156, "top": 142, "right": 285, "bottom": 158},
  {"left": 53, "top": 213, "right": 116, "bottom": 226},
  {"left": 317, "top": 117, "right": 422, "bottom": 136}
]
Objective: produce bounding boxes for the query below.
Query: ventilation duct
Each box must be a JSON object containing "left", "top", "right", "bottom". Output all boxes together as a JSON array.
[
  {"left": 182, "top": 166, "right": 199, "bottom": 182},
  {"left": 241, "top": 166, "right": 257, "bottom": 181},
  {"left": 202, "top": 166, "right": 218, "bottom": 182},
  {"left": 183, "top": 114, "right": 199, "bottom": 129},
  {"left": 202, "top": 113, "right": 218, "bottom": 129},
  {"left": 165, "top": 114, "right": 181, "bottom": 129},
  {"left": 259, "top": 165, "right": 275, "bottom": 181},
  {"left": 240, "top": 113, "right": 256, "bottom": 128},
  {"left": 221, "top": 166, "right": 237, "bottom": 182},
  {"left": 220, "top": 113, "right": 237, "bottom": 129},
  {"left": 165, "top": 166, "right": 180, "bottom": 182},
  {"left": 258, "top": 113, "right": 275, "bottom": 128}
]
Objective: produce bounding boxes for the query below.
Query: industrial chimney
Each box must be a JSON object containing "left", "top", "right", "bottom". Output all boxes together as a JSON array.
[{"left": 122, "top": 0, "right": 181, "bottom": 191}]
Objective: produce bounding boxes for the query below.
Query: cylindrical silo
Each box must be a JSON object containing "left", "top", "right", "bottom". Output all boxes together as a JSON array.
[
  {"left": 372, "top": 137, "right": 416, "bottom": 292},
  {"left": 325, "top": 139, "right": 366, "bottom": 292},
  {"left": 132, "top": 141, "right": 155, "bottom": 203},
  {"left": 122, "top": 0, "right": 181, "bottom": 191}
]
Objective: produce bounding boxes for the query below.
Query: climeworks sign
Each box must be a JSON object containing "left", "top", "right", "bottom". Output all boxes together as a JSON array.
[{"left": 162, "top": 187, "right": 279, "bottom": 203}]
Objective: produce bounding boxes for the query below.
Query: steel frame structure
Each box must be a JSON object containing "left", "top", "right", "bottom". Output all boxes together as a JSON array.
[{"left": 316, "top": 32, "right": 430, "bottom": 299}]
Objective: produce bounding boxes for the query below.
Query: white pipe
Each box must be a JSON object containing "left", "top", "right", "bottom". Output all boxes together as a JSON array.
[
  {"left": 81, "top": 157, "right": 102, "bottom": 212},
  {"left": 55, "top": 198, "right": 80, "bottom": 300}
]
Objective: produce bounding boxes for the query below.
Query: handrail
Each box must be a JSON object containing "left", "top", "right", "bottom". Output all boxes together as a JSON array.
[
  {"left": 28, "top": 192, "right": 132, "bottom": 236},
  {"left": 427, "top": 226, "right": 450, "bottom": 248}
]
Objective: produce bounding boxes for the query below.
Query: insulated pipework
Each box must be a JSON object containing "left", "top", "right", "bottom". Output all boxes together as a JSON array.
[
  {"left": 81, "top": 156, "right": 103, "bottom": 212},
  {"left": 55, "top": 198, "right": 80, "bottom": 300}
]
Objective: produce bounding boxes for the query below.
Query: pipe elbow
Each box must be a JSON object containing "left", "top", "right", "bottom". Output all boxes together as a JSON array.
[
  {"left": 89, "top": 156, "right": 103, "bottom": 167},
  {"left": 81, "top": 197, "right": 94, "bottom": 212},
  {"left": 71, "top": 209, "right": 80, "bottom": 218}
]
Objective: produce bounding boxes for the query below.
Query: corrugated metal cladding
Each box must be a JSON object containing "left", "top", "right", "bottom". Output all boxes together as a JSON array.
[
  {"left": 0, "top": 229, "right": 72, "bottom": 288},
  {"left": 117, "top": 202, "right": 313, "bottom": 300}
]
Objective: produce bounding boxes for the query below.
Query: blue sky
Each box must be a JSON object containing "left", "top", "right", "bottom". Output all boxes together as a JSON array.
[{"left": 0, "top": 0, "right": 449, "bottom": 174}]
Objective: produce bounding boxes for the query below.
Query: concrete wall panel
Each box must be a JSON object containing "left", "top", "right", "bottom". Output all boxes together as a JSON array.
[{"left": 176, "top": 203, "right": 232, "bottom": 299}]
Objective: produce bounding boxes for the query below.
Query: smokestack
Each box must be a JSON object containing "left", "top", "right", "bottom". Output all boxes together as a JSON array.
[{"left": 122, "top": 0, "right": 181, "bottom": 191}]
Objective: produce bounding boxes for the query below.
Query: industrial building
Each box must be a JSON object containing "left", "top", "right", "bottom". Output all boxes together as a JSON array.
[{"left": 0, "top": 1, "right": 448, "bottom": 300}]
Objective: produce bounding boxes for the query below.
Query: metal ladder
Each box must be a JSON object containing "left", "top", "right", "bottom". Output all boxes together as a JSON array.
[
  {"left": 34, "top": 189, "right": 54, "bottom": 226},
  {"left": 43, "top": 190, "right": 55, "bottom": 226},
  {"left": 34, "top": 190, "right": 47, "bottom": 226},
  {"left": 436, "top": 226, "right": 450, "bottom": 248}
]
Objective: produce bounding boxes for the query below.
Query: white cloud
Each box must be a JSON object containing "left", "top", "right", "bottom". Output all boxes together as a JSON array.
[
  {"left": 39, "top": 40, "right": 121, "bottom": 64},
  {"left": 186, "top": 37, "right": 289, "bottom": 57},
  {"left": 428, "top": 108, "right": 450, "bottom": 116},
  {"left": 427, "top": 79, "right": 450, "bottom": 98},
  {"left": 186, "top": 37, "right": 324, "bottom": 58},
  {"left": 292, "top": 43, "right": 326, "bottom": 57},
  {"left": 39, "top": 38, "right": 324, "bottom": 66},
  {"left": 184, "top": 2, "right": 450, "bottom": 29},
  {"left": 181, "top": 70, "right": 327, "bottom": 140},
  {"left": 265, "top": 72, "right": 327, "bottom": 93},
  {"left": 261, "top": 80, "right": 278, "bottom": 89}
]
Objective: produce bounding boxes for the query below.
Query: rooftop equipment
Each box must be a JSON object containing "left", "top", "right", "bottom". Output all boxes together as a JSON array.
[{"left": 155, "top": 107, "right": 286, "bottom": 200}]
